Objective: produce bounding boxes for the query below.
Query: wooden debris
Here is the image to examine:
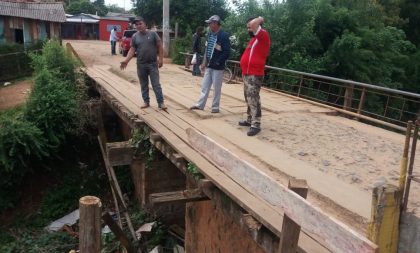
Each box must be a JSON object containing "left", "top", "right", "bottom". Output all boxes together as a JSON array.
[{"left": 102, "top": 212, "right": 135, "bottom": 253}]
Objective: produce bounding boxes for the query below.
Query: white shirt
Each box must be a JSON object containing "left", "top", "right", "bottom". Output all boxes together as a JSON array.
[{"left": 109, "top": 29, "right": 118, "bottom": 42}]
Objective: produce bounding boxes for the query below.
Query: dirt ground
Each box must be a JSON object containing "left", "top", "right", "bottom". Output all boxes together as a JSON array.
[
  {"left": 0, "top": 80, "right": 32, "bottom": 111},
  {"left": 68, "top": 40, "right": 420, "bottom": 236}
]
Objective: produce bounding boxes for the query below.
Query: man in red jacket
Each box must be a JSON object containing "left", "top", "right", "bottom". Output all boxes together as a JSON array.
[{"left": 239, "top": 16, "right": 270, "bottom": 136}]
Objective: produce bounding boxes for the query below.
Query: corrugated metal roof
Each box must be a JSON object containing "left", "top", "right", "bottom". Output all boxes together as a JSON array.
[
  {"left": 101, "top": 16, "right": 131, "bottom": 21},
  {"left": 0, "top": 1, "right": 66, "bottom": 23}
]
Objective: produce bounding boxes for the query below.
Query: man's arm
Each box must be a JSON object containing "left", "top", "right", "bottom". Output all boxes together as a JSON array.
[
  {"left": 249, "top": 16, "right": 264, "bottom": 34},
  {"left": 157, "top": 40, "right": 164, "bottom": 68},
  {"left": 219, "top": 32, "right": 230, "bottom": 64},
  {"left": 120, "top": 47, "right": 136, "bottom": 70}
]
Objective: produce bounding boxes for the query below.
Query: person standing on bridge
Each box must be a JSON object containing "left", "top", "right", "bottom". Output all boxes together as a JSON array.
[
  {"left": 239, "top": 16, "right": 270, "bottom": 136},
  {"left": 191, "top": 26, "right": 204, "bottom": 76},
  {"left": 190, "top": 15, "right": 230, "bottom": 114},
  {"left": 120, "top": 17, "right": 167, "bottom": 110}
]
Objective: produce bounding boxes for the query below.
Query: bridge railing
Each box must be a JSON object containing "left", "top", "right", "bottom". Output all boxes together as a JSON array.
[{"left": 180, "top": 52, "right": 420, "bottom": 130}]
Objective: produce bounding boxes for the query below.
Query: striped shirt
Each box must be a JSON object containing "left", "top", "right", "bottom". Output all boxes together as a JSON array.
[{"left": 206, "top": 33, "right": 217, "bottom": 59}]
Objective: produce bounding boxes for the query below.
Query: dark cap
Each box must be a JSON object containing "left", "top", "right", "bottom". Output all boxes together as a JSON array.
[
  {"left": 131, "top": 16, "right": 144, "bottom": 24},
  {"left": 205, "top": 15, "right": 221, "bottom": 24}
]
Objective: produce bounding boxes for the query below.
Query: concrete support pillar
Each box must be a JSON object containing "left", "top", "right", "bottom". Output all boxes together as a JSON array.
[{"left": 162, "top": 0, "right": 170, "bottom": 57}]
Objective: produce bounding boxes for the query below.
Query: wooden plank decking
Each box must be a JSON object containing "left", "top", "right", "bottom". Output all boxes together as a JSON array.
[{"left": 84, "top": 65, "right": 378, "bottom": 253}]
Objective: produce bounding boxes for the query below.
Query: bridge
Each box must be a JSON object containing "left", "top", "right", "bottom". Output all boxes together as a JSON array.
[{"left": 69, "top": 40, "right": 419, "bottom": 253}]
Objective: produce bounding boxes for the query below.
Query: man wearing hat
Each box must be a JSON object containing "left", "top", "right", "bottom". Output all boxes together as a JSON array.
[
  {"left": 190, "top": 15, "right": 230, "bottom": 113},
  {"left": 120, "top": 17, "right": 167, "bottom": 110}
]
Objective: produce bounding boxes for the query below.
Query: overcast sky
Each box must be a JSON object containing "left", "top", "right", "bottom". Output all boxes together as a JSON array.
[
  {"left": 104, "top": 0, "right": 132, "bottom": 10},
  {"left": 104, "top": 0, "right": 236, "bottom": 11}
]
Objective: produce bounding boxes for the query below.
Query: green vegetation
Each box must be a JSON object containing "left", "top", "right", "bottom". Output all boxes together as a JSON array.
[
  {"left": 130, "top": 126, "right": 156, "bottom": 170},
  {"left": 187, "top": 162, "right": 204, "bottom": 180},
  {"left": 0, "top": 41, "right": 44, "bottom": 81},
  {"left": 221, "top": 0, "right": 420, "bottom": 93},
  {"left": 0, "top": 40, "right": 84, "bottom": 211}
]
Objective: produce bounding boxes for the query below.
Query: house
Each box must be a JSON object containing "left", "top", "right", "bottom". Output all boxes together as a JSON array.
[
  {"left": 62, "top": 13, "right": 100, "bottom": 40},
  {"left": 0, "top": 0, "right": 66, "bottom": 46},
  {"left": 99, "top": 12, "right": 135, "bottom": 41}
]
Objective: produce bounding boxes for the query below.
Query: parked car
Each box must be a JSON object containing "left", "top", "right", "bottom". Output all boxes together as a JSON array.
[{"left": 119, "top": 30, "right": 137, "bottom": 57}]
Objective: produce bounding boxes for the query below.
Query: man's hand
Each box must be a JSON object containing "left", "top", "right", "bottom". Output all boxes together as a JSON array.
[
  {"left": 120, "top": 61, "right": 128, "bottom": 70},
  {"left": 200, "top": 63, "right": 205, "bottom": 71},
  {"left": 158, "top": 58, "right": 163, "bottom": 68}
]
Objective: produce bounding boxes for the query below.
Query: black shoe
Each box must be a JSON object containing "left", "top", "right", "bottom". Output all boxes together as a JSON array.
[
  {"left": 247, "top": 127, "right": 261, "bottom": 136},
  {"left": 211, "top": 109, "right": 220, "bottom": 113},
  {"left": 190, "top": 105, "right": 202, "bottom": 110},
  {"left": 238, "top": 120, "right": 251, "bottom": 127}
]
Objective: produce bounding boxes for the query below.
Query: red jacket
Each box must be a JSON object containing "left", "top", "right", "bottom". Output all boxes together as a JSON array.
[{"left": 240, "top": 27, "right": 270, "bottom": 76}]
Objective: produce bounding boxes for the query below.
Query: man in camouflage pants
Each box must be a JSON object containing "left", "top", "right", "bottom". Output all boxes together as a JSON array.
[{"left": 239, "top": 16, "right": 270, "bottom": 136}]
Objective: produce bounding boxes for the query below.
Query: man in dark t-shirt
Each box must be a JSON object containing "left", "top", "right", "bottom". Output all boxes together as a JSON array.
[{"left": 120, "top": 17, "right": 166, "bottom": 110}]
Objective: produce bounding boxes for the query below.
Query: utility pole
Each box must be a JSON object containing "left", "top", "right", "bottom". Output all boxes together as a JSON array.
[{"left": 162, "top": 0, "right": 170, "bottom": 57}]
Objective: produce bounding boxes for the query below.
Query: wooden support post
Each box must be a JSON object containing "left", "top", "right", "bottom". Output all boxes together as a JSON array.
[
  {"left": 367, "top": 184, "right": 401, "bottom": 253},
  {"left": 79, "top": 196, "right": 102, "bottom": 253},
  {"left": 102, "top": 212, "right": 135, "bottom": 253},
  {"left": 343, "top": 84, "right": 355, "bottom": 111},
  {"left": 399, "top": 121, "right": 413, "bottom": 192},
  {"left": 278, "top": 179, "right": 308, "bottom": 253}
]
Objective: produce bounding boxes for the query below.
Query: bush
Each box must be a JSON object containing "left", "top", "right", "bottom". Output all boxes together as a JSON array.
[
  {"left": 24, "top": 69, "right": 80, "bottom": 148},
  {"left": 0, "top": 41, "right": 45, "bottom": 81},
  {"left": 0, "top": 109, "right": 48, "bottom": 210},
  {"left": 0, "top": 40, "right": 84, "bottom": 211},
  {"left": 170, "top": 29, "right": 193, "bottom": 65}
]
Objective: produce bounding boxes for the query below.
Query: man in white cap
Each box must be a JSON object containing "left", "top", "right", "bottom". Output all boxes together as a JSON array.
[{"left": 190, "top": 15, "right": 230, "bottom": 113}]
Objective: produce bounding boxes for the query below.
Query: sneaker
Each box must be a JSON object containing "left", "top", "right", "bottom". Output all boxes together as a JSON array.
[
  {"left": 238, "top": 120, "right": 251, "bottom": 127},
  {"left": 140, "top": 103, "right": 150, "bottom": 109},
  {"left": 159, "top": 103, "right": 167, "bottom": 110},
  {"left": 211, "top": 109, "right": 220, "bottom": 113},
  {"left": 247, "top": 127, "right": 261, "bottom": 136},
  {"left": 190, "top": 105, "right": 202, "bottom": 110}
]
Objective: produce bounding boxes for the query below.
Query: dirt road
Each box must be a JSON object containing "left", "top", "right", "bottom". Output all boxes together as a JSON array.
[
  {"left": 0, "top": 80, "right": 32, "bottom": 111},
  {"left": 68, "top": 40, "right": 420, "bottom": 234}
]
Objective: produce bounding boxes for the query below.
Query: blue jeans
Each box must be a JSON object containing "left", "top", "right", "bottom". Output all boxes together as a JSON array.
[
  {"left": 192, "top": 54, "right": 202, "bottom": 76},
  {"left": 194, "top": 68, "right": 224, "bottom": 110},
  {"left": 110, "top": 41, "right": 116, "bottom": 55},
  {"left": 137, "top": 62, "right": 164, "bottom": 105}
]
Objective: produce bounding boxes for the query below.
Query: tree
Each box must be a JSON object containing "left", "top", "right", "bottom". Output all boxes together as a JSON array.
[
  {"left": 66, "top": 0, "right": 96, "bottom": 15},
  {"left": 400, "top": 0, "right": 420, "bottom": 46},
  {"left": 65, "top": 0, "right": 108, "bottom": 16},
  {"left": 131, "top": 0, "right": 230, "bottom": 33}
]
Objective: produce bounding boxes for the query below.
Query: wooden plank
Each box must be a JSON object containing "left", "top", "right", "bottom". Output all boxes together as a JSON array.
[
  {"left": 149, "top": 189, "right": 209, "bottom": 205},
  {"left": 186, "top": 128, "right": 378, "bottom": 253},
  {"left": 102, "top": 212, "right": 135, "bottom": 253},
  {"left": 141, "top": 114, "right": 330, "bottom": 253},
  {"left": 106, "top": 141, "right": 134, "bottom": 166},
  {"left": 278, "top": 179, "right": 308, "bottom": 253},
  {"left": 98, "top": 137, "right": 137, "bottom": 241}
]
